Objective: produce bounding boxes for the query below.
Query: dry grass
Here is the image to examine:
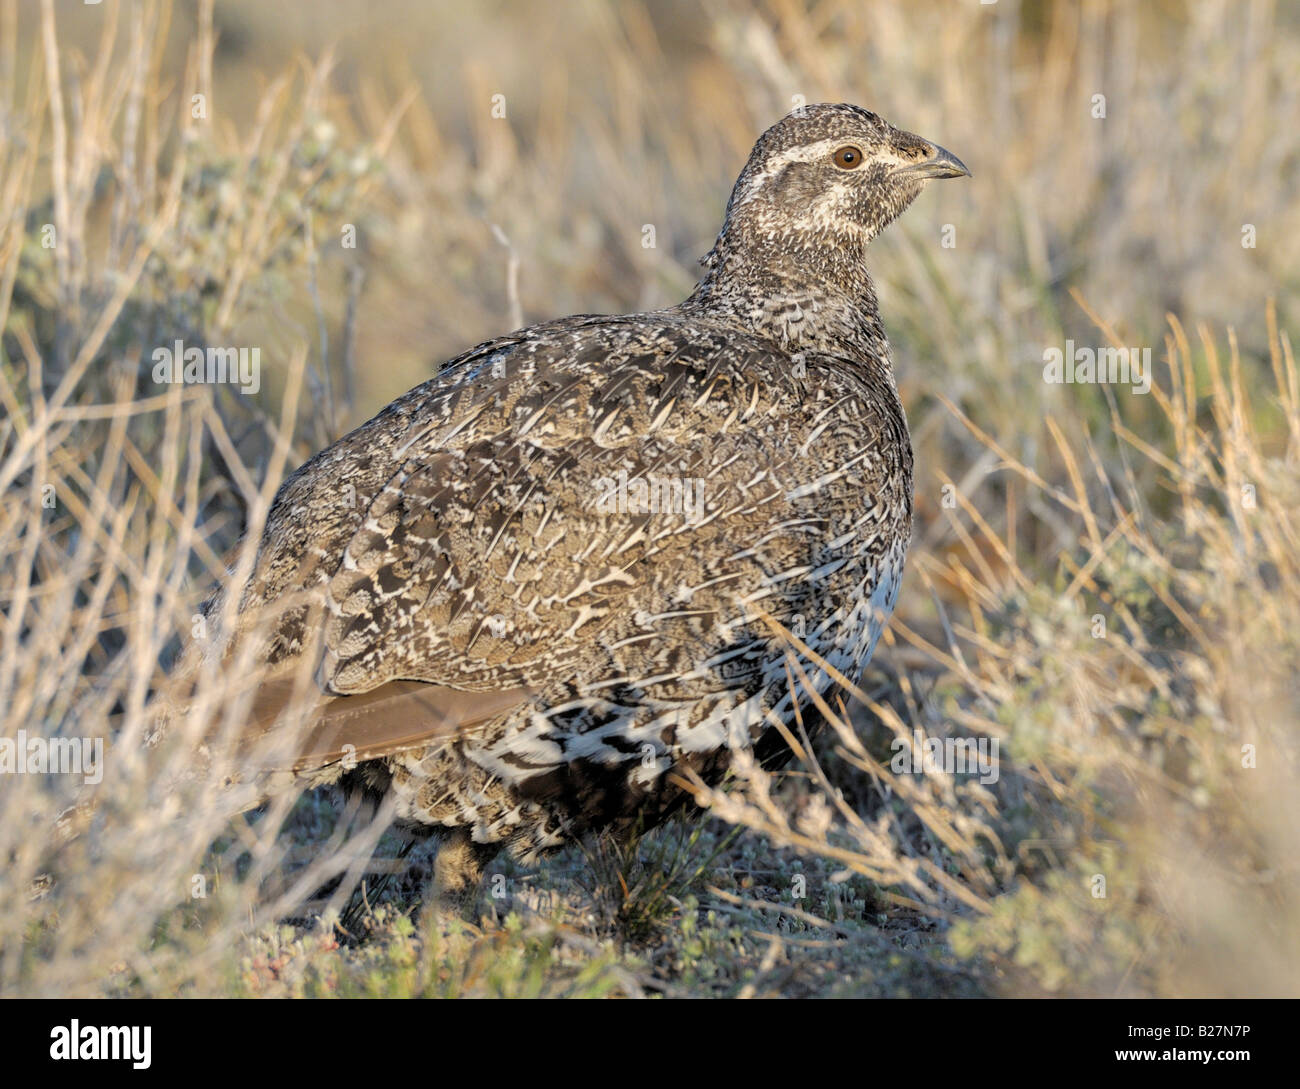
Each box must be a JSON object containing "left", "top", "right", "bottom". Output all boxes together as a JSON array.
[{"left": 1, "top": 0, "right": 1296, "bottom": 997}]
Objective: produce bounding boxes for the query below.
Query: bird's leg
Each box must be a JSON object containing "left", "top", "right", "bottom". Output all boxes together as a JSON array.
[{"left": 428, "top": 828, "right": 499, "bottom": 920}]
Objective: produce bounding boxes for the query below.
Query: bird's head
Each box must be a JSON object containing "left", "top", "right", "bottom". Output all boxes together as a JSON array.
[{"left": 702, "top": 103, "right": 969, "bottom": 286}]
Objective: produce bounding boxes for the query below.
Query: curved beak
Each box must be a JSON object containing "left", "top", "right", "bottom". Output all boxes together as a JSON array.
[{"left": 892, "top": 143, "right": 971, "bottom": 181}]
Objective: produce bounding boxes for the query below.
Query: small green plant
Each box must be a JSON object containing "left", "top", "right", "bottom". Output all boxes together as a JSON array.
[{"left": 578, "top": 820, "right": 743, "bottom": 942}]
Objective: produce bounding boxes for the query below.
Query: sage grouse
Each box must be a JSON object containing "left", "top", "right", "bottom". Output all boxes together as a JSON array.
[{"left": 215, "top": 104, "right": 969, "bottom": 905}]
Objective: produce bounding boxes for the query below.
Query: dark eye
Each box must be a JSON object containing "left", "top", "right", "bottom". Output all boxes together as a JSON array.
[{"left": 832, "top": 145, "right": 864, "bottom": 169}]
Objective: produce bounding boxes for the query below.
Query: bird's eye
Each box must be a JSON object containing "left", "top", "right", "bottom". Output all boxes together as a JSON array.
[{"left": 832, "top": 145, "right": 864, "bottom": 169}]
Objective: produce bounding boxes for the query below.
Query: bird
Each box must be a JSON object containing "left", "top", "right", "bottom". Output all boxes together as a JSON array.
[{"left": 195, "top": 103, "right": 970, "bottom": 910}]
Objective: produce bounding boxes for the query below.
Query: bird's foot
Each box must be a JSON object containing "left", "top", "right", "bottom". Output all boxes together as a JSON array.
[{"left": 421, "top": 828, "right": 499, "bottom": 925}]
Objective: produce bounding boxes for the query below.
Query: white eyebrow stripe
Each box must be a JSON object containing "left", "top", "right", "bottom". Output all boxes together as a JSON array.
[
  {"left": 768, "top": 137, "right": 845, "bottom": 167},
  {"left": 735, "top": 137, "right": 914, "bottom": 209}
]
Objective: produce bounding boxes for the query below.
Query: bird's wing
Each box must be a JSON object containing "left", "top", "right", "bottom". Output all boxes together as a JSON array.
[
  {"left": 318, "top": 320, "right": 804, "bottom": 687},
  {"left": 237, "top": 316, "right": 884, "bottom": 770}
]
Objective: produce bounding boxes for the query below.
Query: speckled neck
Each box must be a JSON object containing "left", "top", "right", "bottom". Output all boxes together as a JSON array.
[{"left": 680, "top": 251, "right": 890, "bottom": 366}]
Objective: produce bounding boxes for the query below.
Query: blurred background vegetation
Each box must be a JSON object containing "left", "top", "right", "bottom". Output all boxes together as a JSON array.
[{"left": 1, "top": 0, "right": 1296, "bottom": 997}]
